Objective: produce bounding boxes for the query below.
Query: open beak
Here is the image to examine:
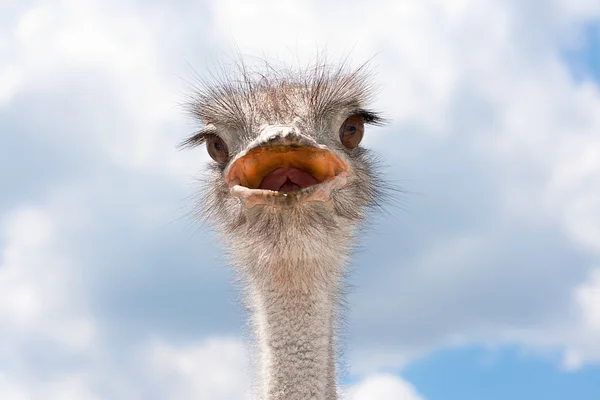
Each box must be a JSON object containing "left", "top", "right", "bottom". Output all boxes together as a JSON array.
[{"left": 225, "top": 145, "right": 350, "bottom": 207}]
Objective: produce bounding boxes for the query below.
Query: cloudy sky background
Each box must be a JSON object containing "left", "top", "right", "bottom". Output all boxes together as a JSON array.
[{"left": 1, "top": 0, "right": 600, "bottom": 399}]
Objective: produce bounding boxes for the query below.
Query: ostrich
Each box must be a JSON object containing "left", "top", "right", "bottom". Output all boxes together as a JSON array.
[{"left": 182, "top": 59, "right": 386, "bottom": 400}]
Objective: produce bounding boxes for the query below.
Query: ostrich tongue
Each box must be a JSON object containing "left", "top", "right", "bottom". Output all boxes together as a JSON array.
[
  {"left": 226, "top": 145, "right": 349, "bottom": 191},
  {"left": 259, "top": 167, "right": 320, "bottom": 192}
]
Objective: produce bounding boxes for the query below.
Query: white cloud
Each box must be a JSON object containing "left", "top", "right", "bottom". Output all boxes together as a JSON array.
[
  {"left": 577, "top": 268, "right": 600, "bottom": 332},
  {"left": 0, "top": 333, "right": 251, "bottom": 399},
  {"left": 0, "top": 206, "right": 96, "bottom": 351},
  {"left": 142, "top": 338, "right": 252, "bottom": 400},
  {"left": 563, "top": 267, "right": 600, "bottom": 369},
  {"left": 0, "top": 204, "right": 242, "bottom": 400},
  {"left": 0, "top": 206, "right": 98, "bottom": 399},
  {"left": 0, "top": 373, "right": 28, "bottom": 400},
  {"left": 348, "top": 374, "right": 425, "bottom": 400},
  {"left": 1, "top": 0, "right": 204, "bottom": 180}
]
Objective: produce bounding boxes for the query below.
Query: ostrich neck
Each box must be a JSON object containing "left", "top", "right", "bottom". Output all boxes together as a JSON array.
[{"left": 249, "top": 258, "right": 342, "bottom": 400}]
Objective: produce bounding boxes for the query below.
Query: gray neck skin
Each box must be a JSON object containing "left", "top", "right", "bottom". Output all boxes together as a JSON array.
[{"left": 248, "top": 260, "right": 342, "bottom": 400}]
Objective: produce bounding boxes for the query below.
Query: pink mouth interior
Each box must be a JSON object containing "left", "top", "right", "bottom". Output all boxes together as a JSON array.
[{"left": 258, "top": 167, "right": 321, "bottom": 192}]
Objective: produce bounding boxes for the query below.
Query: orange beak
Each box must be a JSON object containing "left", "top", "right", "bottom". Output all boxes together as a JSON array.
[
  {"left": 226, "top": 145, "right": 350, "bottom": 190},
  {"left": 226, "top": 145, "right": 351, "bottom": 207}
]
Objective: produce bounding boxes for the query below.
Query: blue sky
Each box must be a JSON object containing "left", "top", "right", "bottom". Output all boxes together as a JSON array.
[
  {"left": 405, "top": 346, "right": 600, "bottom": 400},
  {"left": 1, "top": 0, "right": 600, "bottom": 399}
]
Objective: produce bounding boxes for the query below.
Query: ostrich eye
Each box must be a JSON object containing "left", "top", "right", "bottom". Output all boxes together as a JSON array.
[
  {"left": 206, "top": 134, "right": 229, "bottom": 163},
  {"left": 339, "top": 115, "right": 364, "bottom": 149}
]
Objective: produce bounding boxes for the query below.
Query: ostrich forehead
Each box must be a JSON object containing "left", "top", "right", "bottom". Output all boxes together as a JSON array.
[{"left": 186, "top": 62, "right": 377, "bottom": 142}]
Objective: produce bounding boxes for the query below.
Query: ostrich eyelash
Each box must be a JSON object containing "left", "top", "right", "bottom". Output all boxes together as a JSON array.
[
  {"left": 348, "top": 109, "right": 386, "bottom": 126},
  {"left": 178, "top": 125, "right": 219, "bottom": 149}
]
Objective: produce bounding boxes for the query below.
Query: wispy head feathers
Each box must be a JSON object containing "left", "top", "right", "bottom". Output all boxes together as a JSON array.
[{"left": 181, "top": 57, "right": 384, "bottom": 149}]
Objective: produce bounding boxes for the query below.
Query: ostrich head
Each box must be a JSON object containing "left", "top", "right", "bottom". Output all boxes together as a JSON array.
[
  {"left": 182, "top": 60, "right": 386, "bottom": 399},
  {"left": 182, "top": 62, "right": 384, "bottom": 275}
]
